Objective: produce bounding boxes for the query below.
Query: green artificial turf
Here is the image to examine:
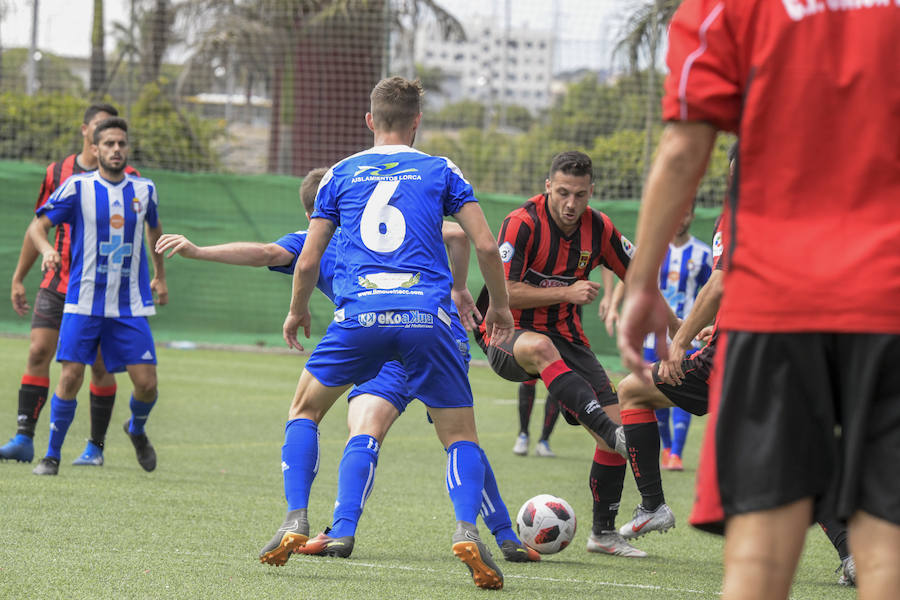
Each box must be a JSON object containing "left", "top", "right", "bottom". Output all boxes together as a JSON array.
[{"left": 0, "top": 337, "right": 854, "bottom": 599}]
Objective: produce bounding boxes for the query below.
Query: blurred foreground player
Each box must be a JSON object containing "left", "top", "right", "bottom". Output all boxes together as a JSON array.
[{"left": 618, "top": 2, "right": 900, "bottom": 598}]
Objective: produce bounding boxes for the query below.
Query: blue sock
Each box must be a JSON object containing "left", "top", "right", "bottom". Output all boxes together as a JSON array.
[
  {"left": 671, "top": 408, "right": 692, "bottom": 457},
  {"left": 128, "top": 394, "right": 157, "bottom": 435},
  {"left": 282, "top": 418, "right": 320, "bottom": 511},
  {"left": 445, "top": 441, "right": 486, "bottom": 525},
  {"left": 478, "top": 447, "right": 518, "bottom": 546},
  {"left": 655, "top": 408, "right": 672, "bottom": 450},
  {"left": 46, "top": 394, "right": 77, "bottom": 460},
  {"left": 330, "top": 434, "right": 380, "bottom": 538}
]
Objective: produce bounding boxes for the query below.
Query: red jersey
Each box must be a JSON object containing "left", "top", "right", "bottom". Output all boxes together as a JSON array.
[
  {"left": 34, "top": 154, "right": 139, "bottom": 293},
  {"left": 491, "top": 193, "right": 633, "bottom": 346},
  {"left": 664, "top": 0, "right": 900, "bottom": 334}
]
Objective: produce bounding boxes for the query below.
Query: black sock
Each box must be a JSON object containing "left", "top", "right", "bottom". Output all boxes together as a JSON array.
[
  {"left": 17, "top": 379, "right": 50, "bottom": 438},
  {"left": 622, "top": 411, "right": 665, "bottom": 510},
  {"left": 539, "top": 395, "right": 561, "bottom": 442},
  {"left": 543, "top": 369, "right": 617, "bottom": 448},
  {"left": 517, "top": 381, "right": 536, "bottom": 435},
  {"left": 818, "top": 517, "right": 849, "bottom": 560},
  {"left": 589, "top": 449, "right": 626, "bottom": 534},
  {"left": 89, "top": 386, "right": 116, "bottom": 449}
]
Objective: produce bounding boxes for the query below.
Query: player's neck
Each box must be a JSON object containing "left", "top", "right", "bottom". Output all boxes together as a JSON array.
[
  {"left": 372, "top": 130, "right": 414, "bottom": 148},
  {"left": 98, "top": 167, "right": 126, "bottom": 183},
  {"left": 76, "top": 149, "right": 98, "bottom": 171},
  {"left": 672, "top": 232, "right": 691, "bottom": 247}
]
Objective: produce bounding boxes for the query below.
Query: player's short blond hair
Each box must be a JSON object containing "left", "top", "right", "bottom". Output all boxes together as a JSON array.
[
  {"left": 370, "top": 77, "right": 423, "bottom": 132},
  {"left": 299, "top": 167, "right": 328, "bottom": 215}
]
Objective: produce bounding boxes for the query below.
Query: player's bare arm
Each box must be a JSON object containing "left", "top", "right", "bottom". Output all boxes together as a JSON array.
[
  {"left": 145, "top": 223, "right": 168, "bottom": 306},
  {"left": 442, "top": 221, "right": 480, "bottom": 331},
  {"left": 26, "top": 215, "right": 60, "bottom": 273},
  {"left": 284, "top": 216, "right": 335, "bottom": 351},
  {"left": 506, "top": 279, "right": 601, "bottom": 311},
  {"left": 619, "top": 122, "right": 716, "bottom": 382},
  {"left": 597, "top": 266, "right": 615, "bottom": 319},
  {"left": 10, "top": 217, "right": 43, "bottom": 316},
  {"left": 451, "top": 202, "right": 513, "bottom": 345},
  {"left": 156, "top": 234, "right": 294, "bottom": 268},
  {"left": 605, "top": 280, "right": 625, "bottom": 336},
  {"left": 658, "top": 269, "right": 724, "bottom": 385}
]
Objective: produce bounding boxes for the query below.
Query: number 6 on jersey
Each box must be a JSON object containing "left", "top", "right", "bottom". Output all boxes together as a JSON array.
[{"left": 360, "top": 180, "right": 405, "bottom": 253}]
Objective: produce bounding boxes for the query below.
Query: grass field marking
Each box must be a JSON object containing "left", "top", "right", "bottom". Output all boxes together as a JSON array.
[{"left": 292, "top": 556, "right": 720, "bottom": 596}]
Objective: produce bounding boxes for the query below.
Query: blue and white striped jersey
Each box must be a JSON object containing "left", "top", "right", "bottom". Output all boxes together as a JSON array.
[
  {"left": 312, "top": 144, "right": 476, "bottom": 321},
  {"left": 37, "top": 171, "right": 159, "bottom": 318},
  {"left": 645, "top": 235, "right": 713, "bottom": 352}
]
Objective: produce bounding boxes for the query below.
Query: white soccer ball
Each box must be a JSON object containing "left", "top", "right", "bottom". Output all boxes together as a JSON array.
[{"left": 516, "top": 494, "right": 577, "bottom": 554}]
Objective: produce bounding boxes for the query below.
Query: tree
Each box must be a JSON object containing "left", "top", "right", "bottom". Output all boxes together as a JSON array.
[
  {"left": 615, "top": 0, "right": 682, "bottom": 180},
  {"left": 141, "top": 0, "right": 173, "bottom": 85},
  {"left": 90, "top": 0, "right": 106, "bottom": 96}
]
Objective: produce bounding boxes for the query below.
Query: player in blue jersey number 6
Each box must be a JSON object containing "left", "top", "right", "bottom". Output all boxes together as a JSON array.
[
  {"left": 268, "top": 77, "right": 514, "bottom": 590},
  {"left": 26, "top": 117, "right": 167, "bottom": 476}
]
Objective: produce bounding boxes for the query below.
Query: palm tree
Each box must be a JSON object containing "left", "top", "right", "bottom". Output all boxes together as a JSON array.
[
  {"left": 615, "top": 0, "right": 682, "bottom": 181},
  {"left": 90, "top": 0, "right": 106, "bottom": 97}
]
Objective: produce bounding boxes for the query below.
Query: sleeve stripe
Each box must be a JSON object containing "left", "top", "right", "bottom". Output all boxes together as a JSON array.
[{"left": 678, "top": 2, "right": 726, "bottom": 121}]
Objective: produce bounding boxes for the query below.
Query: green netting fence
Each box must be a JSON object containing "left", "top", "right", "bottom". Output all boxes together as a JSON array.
[{"left": 0, "top": 159, "right": 720, "bottom": 369}]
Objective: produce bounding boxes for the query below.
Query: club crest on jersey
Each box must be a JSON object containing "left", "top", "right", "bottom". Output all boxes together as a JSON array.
[
  {"left": 621, "top": 236, "right": 635, "bottom": 258},
  {"left": 577, "top": 250, "right": 590, "bottom": 269},
  {"left": 132, "top": 198, "right": 142, "bottom": 213},
  {"left": 499, "top": 242, "right": 515, "bottom": 263}
]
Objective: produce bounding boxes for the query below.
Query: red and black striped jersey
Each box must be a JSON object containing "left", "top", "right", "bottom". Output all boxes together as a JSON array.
[
  {"left": 33, "top": 154, "right": 139, "bottom": 293},
  {"left": 491, "top": 193, "right": 633, "bottom": 347}
]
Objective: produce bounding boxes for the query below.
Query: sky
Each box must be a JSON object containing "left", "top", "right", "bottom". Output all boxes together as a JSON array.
[{"left": 1, "top": 0, "right": 632, "bottom": 72}]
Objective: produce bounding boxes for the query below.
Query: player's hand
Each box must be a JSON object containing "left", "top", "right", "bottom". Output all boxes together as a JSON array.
[
  {"left": 604, "top": 307, "right": 619, "bottom": 337},
  {"left": 598, "top": 293, "right": 612, "bottom": 320},
  {"left": 658, "top": 342, "right": 688, "bottom": 386},
  {"left": 11, "top": 280, "right": 29, "bottom": 316},
  {"left": 696, "top": 326, "right": 715, "bottom": 343},
  {"left": 40, "top": 249, "right": 61, "bottom": 273},
  {"left": 151, "top": 277, "right": 169, "bottom": 306},
  {"left": 484, "top": 304, "right": 514, "bottom": 347},
  {"left": 618, "top": 285, "right": 670, "bottom": 385},
  {"left": 451, "top": 287, "right": 481, "bottom": 331},
  {"left": 283, "top": 308, "right": 311, "bottom": 352},
  {"left": 155, "top": 234, "right": 199, "bottom": 259},
  {"left": 566, "top": 280, "right": 602, "bottom": 305}
]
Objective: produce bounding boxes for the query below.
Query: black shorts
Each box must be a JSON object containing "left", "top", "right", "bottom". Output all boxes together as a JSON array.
[
  {"left": 31, "top": 288, "right": 65, "bottom": 330},
  {"left": 652, "top": 342, "right": 715, "bottom": 416},
  {"left": 479, "top": 328, "right": 617, "bottom": 412},
  {"left": 716, "top": 330, "right": 900, "bottom": 525}
]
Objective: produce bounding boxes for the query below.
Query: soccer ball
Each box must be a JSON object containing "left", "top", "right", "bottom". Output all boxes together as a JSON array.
[{"left": 516, "top": 494, "right": 577, "bottom": 554}]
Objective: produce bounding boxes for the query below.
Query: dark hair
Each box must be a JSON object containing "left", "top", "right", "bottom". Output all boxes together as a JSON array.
[
  {"left": 92, "top": 117, "right": 128, "bottom": 144},
  {"left": 299, "top": 167, "right": 329, "bottom": 214},
  {"left": 83, "top": 103, "right": 119, "bottom": 124},
  {"left": 549, "top": 150, "right": 593, "bottom": 181},
  {"left": 727, "top": 141, "right": 739, "bottom": 163},
  {"left": 370, "top": 76, "right": 423, "bottom": 132}
]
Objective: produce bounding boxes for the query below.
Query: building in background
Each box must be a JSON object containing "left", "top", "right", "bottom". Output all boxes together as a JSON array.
[{"left": 414, "top": 18, "right": 554, "bottom": 114}]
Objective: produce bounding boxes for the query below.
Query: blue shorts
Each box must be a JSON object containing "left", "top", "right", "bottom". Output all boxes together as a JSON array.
[
  {"left": 57, "top": 313, "right": 157, "bottom": 373},
  {"left": 306, "top": 313, "right": 473, "bottom": 409},
  {"left": 348, "top": 361, "right": 413, "bottom": 415}
]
